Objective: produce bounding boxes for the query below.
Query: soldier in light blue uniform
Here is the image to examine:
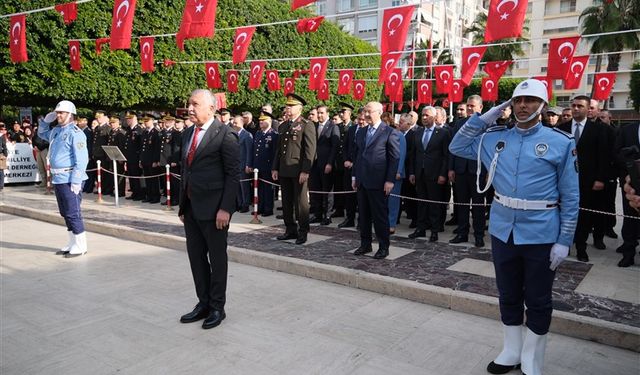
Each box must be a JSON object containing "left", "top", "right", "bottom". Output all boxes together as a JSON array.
[
  {"left": 38, "top": 100, "right": 89, "bottom": 258},
  {"left": 449, "top": 79, "right": 579, "bottom": 375}
]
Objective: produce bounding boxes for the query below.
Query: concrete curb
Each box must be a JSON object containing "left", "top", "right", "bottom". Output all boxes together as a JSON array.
[{"left": 3, "top": 203, "right": 638, "bottom": 352}]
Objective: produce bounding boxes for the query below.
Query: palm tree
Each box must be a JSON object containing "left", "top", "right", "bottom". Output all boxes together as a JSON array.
[
  {"left": 465, "top": 13, "right": 529, "bottom": 62},
  {"left": 411, "top": 39, "right": 454, "bottom": 79}
]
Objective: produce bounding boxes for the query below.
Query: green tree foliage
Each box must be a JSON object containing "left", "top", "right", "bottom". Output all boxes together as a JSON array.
[
  {"left": 630, "top": 61, "right": 640, "bottom": 112},
  {"left": 0, "top": 0, "right": 382, "bottom": 114}
]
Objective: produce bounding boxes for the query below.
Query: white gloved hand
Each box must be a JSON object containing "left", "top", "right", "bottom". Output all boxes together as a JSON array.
[
  {"left": 549, "top": 243, "right": 569, "bottom": 271},
  {"left": 70, "top": 183, "right": 82, "bottom": 195},
  {"left": 479, "top": 100, "right": 512, "bottom": 126}
]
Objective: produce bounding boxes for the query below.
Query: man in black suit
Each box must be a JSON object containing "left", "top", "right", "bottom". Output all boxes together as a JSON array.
[
  {"left": 331, "top": 103, "right": 353, "bottom": 219},
  {"left": 352, "top": 101, "right": 400, "bottom": 259},
  {"left": 178, "top": 89, "right": 240, "bottom": 330},
  {"left": 558, "top": 95, "right": 609, "bottom": 262},
  {"left": 614, "top": 122, "right": 639, "bottom": 267},
  {"left": 399, "top": 111, "right": 417, "bottom": 228},
  {"left": 407, "top": 106, "right": 451, "bottom": 243},
  {"left": 339, "top": 107, "right": 366, "bottom": 228},
  {"left": 124, "top": 113, "right": 144, "bottom": 200},
  {"left": 310, "top": 105, "right": 340, "bottom": 225}
]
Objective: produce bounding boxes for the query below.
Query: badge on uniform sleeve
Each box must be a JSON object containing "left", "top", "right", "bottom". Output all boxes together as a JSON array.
[
  {"left": 495, "top": 141, "right": 505, "bottom": 152},
  {"left": 76, "top": 142, "right": 85, "bottom": 149},
  {"left": 535, "top": 143, "right": 548, "bottom": 157}
]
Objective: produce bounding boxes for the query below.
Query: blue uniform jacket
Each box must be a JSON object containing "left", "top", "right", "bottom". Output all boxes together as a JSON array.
[
  {"left": 396, "top": 129, "right": 407, "bottom": 179},
  {"left": 237, "top": 128, "right": 253, "bottom": 170},
  {"left": 38, "top": 120, "right": 89, "bottom": 185},
  {"left": 449, "top": 114, "right": 579, "bottom": 247},
  {"left": 249, "top": 128, "right": 279, "bottom": 176}
]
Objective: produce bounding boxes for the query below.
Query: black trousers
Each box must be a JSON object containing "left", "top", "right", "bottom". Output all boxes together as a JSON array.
[
  {"left": 604, "top": 180, "right": 617, "bottom": 230},
  {"left": 357, "top": 186, "right": 390, "bottom": 249},
  {"left": 170, "top": 166, "right": 181, "bottom": 205},
  {"left": 439, "top": 182, "right": 452, "bottom": 229},
  {"left": 415, "top": 173, "right": 444, "bottom": 233},
  {"left": 344, "top": 168, "right": 357, "bottom": 220},
  {"left": 575, "top": 188, "right": 605, "bottom": 248},
  {"left": 454, "top": 173, "right": 486, "bottom": 238},
  {"left": 280, "top": 175, "right": 310, "bottom": 234},
  {"left": 401, "top": 177, "right": 417, "bottom": 220},
  {"left": 127, "top": 159, "right": 143, "bottom": 198},
  {"left": 309, "top": 165, "right": 333, "bottom": 218},
  {"left": 101, "top": 157, "right": 114, "bottom": 194},
  {"left": 183, "top": 201, "right": 228, "bottom": 310},
  {"left": 332, "top": 168, "right": 345, "bottom": 213},
  {"left": 83, "top": 158, "right": 96, "bottom": 193},
  {"left": 142, "top": 165, "right": 160, "bottom": 201},
  {"left": 620, "top": 186, "right": 639, "bottom": 257}
]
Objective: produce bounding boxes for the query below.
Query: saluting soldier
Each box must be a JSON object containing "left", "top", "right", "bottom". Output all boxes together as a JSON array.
[
  {"left": 248, "top": 111, "right": 279, "bottom": 216},
  {"left": 124, "top": 112, "right": 144, "bottom": 200},
  {"left": 107, "top": 116, "right": 127, "bottom": 196},
  {"left": 272, "top": 94, "right": 317, "bottom": 245},
  {"left": 139, "top": 115, "right": 161, "bottom": 203}
]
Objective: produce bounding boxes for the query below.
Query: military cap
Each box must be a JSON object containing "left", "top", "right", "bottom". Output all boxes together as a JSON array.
[
  {"left": 285, "top": 93, "right": 306, "bottom": 107},
  {"left": 259, "top": 111, "right": 274, "bottom": 121},
  {"left": 95, "top": 110, "right": 106, "bottom": 115},
  {"left": 109, "top": 116, "right": 120, "bottom": 123},
  {"left": 163, "top": 115, "right": 176, "bottom": 121},
  {"left": 218, "top": 108, "right": 231, "bottom": 115},
  {"left": 339, "top": 102, "right": 354, "bottom": 112},
  {"left": 546, "top": 107, "right": 562, "bottom": 116},
  {"left": 125, "top": 111, "right": 137, "bottom": 119}
]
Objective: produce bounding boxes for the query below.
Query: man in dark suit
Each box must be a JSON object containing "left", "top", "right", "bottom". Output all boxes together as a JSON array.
[
  {"left": 339, "top": 107, "right": 366, "bottom": 228},
  {"left": 139, "top": 116, "right": 161, "bottom": 203},
  {"left": 233, "top": 115, "right": 253, "bottom": 213},
  {"left": 558, "top": 95, "right": 609, "bottom": 262},
  {"left": 124, "top": 113, "right": 144, "bottom": 200},
  {"left": 352, "top": 101, "right": 400, "bottom": 259},
  {"left": 400, "top": 111, "right": 418, "bottom": 228},
  {"left": 310, "top": 105, "right": 340, "bottom": 225},
  {"left": 407, "top": 106, "right": 451, "bottom": 243},
  {"left": 168, "top": 118, "right": 185, "bottom": 206},
  {"left": 272, "top": 94, "right": 317, "bottom": 245},
  {"left": 331, "top": 103, "right": 353, "bottom": 219},
  {"left": 614, "top": 122, "right": 639, "bottom": 267},
  {"left": 178, "top": 89, "right": 240, "bottom": 330}
]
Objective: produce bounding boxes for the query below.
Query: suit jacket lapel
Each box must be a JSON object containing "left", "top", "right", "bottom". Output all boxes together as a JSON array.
[
  {"left": 193, "top": 120, "right": 224, "bottom": 162},
  {"left": 366, "top": 123, "right": 385, "bottom": 150},
  {"left": 425, "top": 128, "right": 439, "bottom": 150}
]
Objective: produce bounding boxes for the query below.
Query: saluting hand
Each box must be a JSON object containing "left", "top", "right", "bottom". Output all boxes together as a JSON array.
[{"left": 216, "top": 209, "right": 230, "bottom": 230}]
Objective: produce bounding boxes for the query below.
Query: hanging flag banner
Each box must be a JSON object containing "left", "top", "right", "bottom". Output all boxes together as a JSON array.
[
  {"left": 140, "top": 36, "right": 155, "bottom": 73},
  {"left": 592, "top": 72, "right": 616, "bottom": 101},
  {"left": 384, "top": 68, "right": 403, "bottom": 98},
  {"left": 547, "top": 36, "right": 580, "bottom": 79},
  {"left": 69, "top": 40, "right": 81, "bottom": 71},
  {"left": 484, "top": 0, "right": 528, "bottom": 43},
  {"left": 378, "top": 53, "right": 400, "bottom": 84},
  {"left": 434, "top": 66, "right": 453, "bottom": 95},
  {"left": 296, "top": 16, "right": 324, "bottom": 33},
  {"left": 484, "top": 60, "right": 513, "bottom": 81},
  {"left": 308, "top": 57, "right": 328, "bottom": 91},
  {"left": 248, "top": 61, "right": 266, "bottom": 90},
  {"left": 564, "top": 55, "right": 589, "bottom": 90},
  {"left": 110, "top": 0, "right": 137, "bottom": 50},
  {"left": 533, "top": 76, "right": 553, "bottom": 101},
  {"left": 417, "top": 79, "right": 433, "bottom": 105},
  {"left": 291, "top": 0, "right": 316, "bottom": 11},
  {"left": 317, "top": 80, "right": 330, "bottom": 100},
  {"left": 449, "top": 80, "right": 464, "bottom": 103},
  {"left": 380, "top": 6, "right": 415, "bottom": 55},
  {"left": 95, "top": 37, "right": 110, "bottom": 55},
  {"left": 283, "top": 77, "right": 295, "bottom": 96},
  {"left": 337, "top": 69, "right": 354, "bottom": 95},
  {"left": 227, "top": 69, "right": 239, "bottom": 92},
  {"left": 232, "top": 26, "right": 256, "bottom": 64},
  {"left": 9, "top": 15, "right": 28, "bottom": 63},
  {"left": 176, "top": 0, "right": 219, "bottom": 51},
  {"left": 481, "top": 77, "right": 499, "bottom": 101},
  {"left": 353, "top": 80, "right": 366, "bottom": 101},
  {"left": 205, "top": 62, "right": 222, "bottom": 89},
  {"left": 461, "top": 46, "right": 486, "bottom": 86},
  {"left": 266, "top": 70, "right": 281, "bottom": 91},
  {"left": 55, "top": 2, "right": 78, "bottom": 25}
]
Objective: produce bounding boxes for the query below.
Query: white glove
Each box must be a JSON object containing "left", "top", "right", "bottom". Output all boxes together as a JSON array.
[
  {"left": 479, "top": 100, "right": 511, "bottom": 125},
  {"left": 70, "top": 183, "right": 82, "bottom": 195},
  {"left": 549, "top": 243, "right": 569, "bottom": 271}
]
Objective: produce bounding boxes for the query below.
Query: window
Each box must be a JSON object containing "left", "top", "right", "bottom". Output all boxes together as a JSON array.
[
  {"left": 392, "top": 0, "right": 404, "bottom": 6},
  {"left": 315, "top": 0, "right": 326, "bottom": 15},
  {"left": 542, "top": 26, "right": 578, "bottom": 35},
  {"left": 556, "top": 96, "right": 571, "bottom": 107},
  {"left": 541, "top": 66, "right": 548, "bottom": 73},
  {"left": 337, "top": 18, "right": 355, "bottom": 34},
  {"left": 542, "top": 43, "right": 548, "bottom": 54},
  {"left": 358, "top": 15, "right": 377, "bottom": 33},
  {"left": 516, "top": 60, "right": 529, "bottom": 69},
  {"left": 560, "top": 0, "right": 576, "bottom": 13},
  {"left": 609, "top": 96, "right": 615, "bottom": 109},
  {"left": 527, "top": 2, "right": 532, "bottom": 13},
  {"left": 554, "top": 79, "right": 563, "bottom": 89},
  {"left": 338, "top": 0, "right": 353, "bottom": 12},
  {"left": 587, "top": 74, "right": 594, "bottom": 85},
  {"left": 359, "top": 0, "right": 377, "bottom": 9}
]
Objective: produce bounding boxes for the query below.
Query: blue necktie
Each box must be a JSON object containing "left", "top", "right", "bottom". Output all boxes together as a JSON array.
[
  {"left": 366, "top": 125, "right": 375, "bottom": 145},
  {"left": 422, "top": 127, "right": 432, "bottom": 149}
]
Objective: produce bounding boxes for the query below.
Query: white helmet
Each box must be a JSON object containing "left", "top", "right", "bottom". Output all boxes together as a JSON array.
[
  {"left": 511, "top": 79, "right": 548, "bottom": 104},
  {"left": 54, "top": 100, "right": 77, "bottom": 115}
]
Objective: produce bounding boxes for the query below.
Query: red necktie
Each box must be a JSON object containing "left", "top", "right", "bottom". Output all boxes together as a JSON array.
[{"left": 186, "top": 126, "right": 202, "bottom": 166}]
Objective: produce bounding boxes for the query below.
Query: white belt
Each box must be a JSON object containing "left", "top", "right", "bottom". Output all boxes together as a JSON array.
[
  {"left": 51, "top": 167, "right": 73, "bottom": 174},
  {"left": 494, "top": 192, "right": 558, "bottom": 210}
]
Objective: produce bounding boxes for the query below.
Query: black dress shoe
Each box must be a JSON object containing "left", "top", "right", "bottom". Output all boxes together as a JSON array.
[
  {"left": 373, "top": 248, "right": 389, "bottom": 259},
  {"left": 487, "top": 361, "right": 521, "bottom": 374},
  {"left": 276, "top": 214, "right": 284, "bottom": 219},
  {"left": 125, "top": 196, "right": 134, "bottom": 200},
  {"left": 338, "top": 219, "right": 355, "bottom": 228},
  {"left": 141, "top": 199, "right": 150, "bottom": 203},
  {"left": 202, "top": 309, "right": 226, "bottom": 329},
  {"left": 148, "top": 199, "right": 160, "bottom": 204},
  {"left": 429, "top": 233, "right": 438, "bottom": 242},
  {"left": 261, "top": 212, "right": 273, "bottom": 217},
  {"left": 593, "top": 240, "right": 606, "bottom": 250},
  {"left": 309, "top": 216, "right": 323, "bottom": 224},
  {"left": 576, "top": 250, "right": 589, "bottom": 262},
  {"left": 605, "top": 229, "right": 618, "bottom": 239},
  {"left": 320, "top": 218, "right": 331, "bottom": 226},
  {"left": 132, "top": 196, "right": 143, "bottom": 201},
  {"left": 295, "top": 233, "right": 307, "bottom": 245},
  {"left": 449, "top": 235, "right": 468, "bottom": 244},
  {"left": 330, "top": 211, "right": 344, "bottom": 218},
  {"left": 408, "top": 230, "right": 426, "bottom": 239},
  {"left": 354, "top": 245, "right": 373, "bottom": 255},
  {"left": 180, "top": 304, "right": 209, "bottom": 323},
  {"left": 445, "top": 217, "right": 457, "bottom": 226},
  {"left": 475, "top": 238, "right": 485, "bottom": 247},
  {"left": 616, "top": 245, "right": 625, "bottom": 254},
  {"left": 618, "top": 255, "right": 635, "bottom": 268},
  {"left": 409, "top": 220, "right": 417, "bottom": 229},
  {"left": 277, "top": 232, "right": 298, "bottom": 241}
]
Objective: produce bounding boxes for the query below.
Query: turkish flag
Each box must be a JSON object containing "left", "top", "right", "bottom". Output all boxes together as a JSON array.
[
  {"left": 9, "top": 15, "right": 28, "bottom": 63},
  {"left": 296, "top": 16, "right": 324, "bottom": 33},
  {"left": 95, "top": 37, "right": 110, "bottom": 55},
  {"left": 317, "top": 80, "right": 330, "bottom": 101},
  {"left": 248, "top": 61, "right": 266, "bottom": 90},
  {"left": 283, "top": 78, "right": 295, "bottom": 96},
  {"left": 69, "top": 40, "right": 81, "bottom": 71},
  {"left": 163, "top": 59, "right": 176, "bottom": 67},
  {"left": 337, "top": 70, "right": 354, "bottom": 95},
  {"left": 484, "top": 60, "right": 513, "bottom": 80},
  {"left": 55, "top": 2, "right": 78, "bottom": 25},
  {"left": 564, "top": 55, "right": 589, "bottom": 90},
  {"left": 266, "top": 70, "right": 281, "bottom": 91},
  {"left": 387, "top": 83, "right": 403, "bottom": 103},
  {"left": 481, "top": 77, "right": 499, "bottom": 101},
  {"left": 533, "top": 76, "right": 553, "bottom": 101},
  {"left": 417, "top": 80, "right": 433, "bottom": 105},
  {"left": 380, "top": 6, "right": 415, "bottom": 55},
  {"left": 308, "top": 57, "right": 328, "bottom": 91},
  {"left": 434, "top": 66, "right": 454, "bottom": 95},
  {"left": 205, "top": 62, "right": 221, "bottom": 89},
  {"left": 407, "top": 44, "right": 415, "bottom": 78},
  {"left": 461, "top": 46, "right": 486, "bottom": 85},
  {"left": 140, "top": 36, "right": 155, "bottom": 73},
  {"left": 449, "top": 80, "right": 464, "bottom": 103},
  {"left": 484, "top": 0, "right": 528, "bottom": 43},
  {"left": 232, "top": 26, "right": 255, "bottom": 64},
  {"left": 227, "top": 69, "right": 239, "bottom": 92},
  {"left": 378, "top": 53, "right": 400, "bottom": 84},
  {"left": 291, "top": 0, "right": 316, "bottom": 10},
  {"left": 176, "top": 0, "right": 219, "bottom": 51},
  {"left": 547, "top": 36, "right": 580, "bottom": 79},
  {"left": 353, "top": 80, "right": 366, "bottom": 101},
  {"left": 592, "top": 72, "right": 616, "bottom": 101},
  {"left": 384, "top": 68, "right": 403, "bottom": 99},
  {"left": 110, "top": 0, "right": 136, "bottom": 50}
]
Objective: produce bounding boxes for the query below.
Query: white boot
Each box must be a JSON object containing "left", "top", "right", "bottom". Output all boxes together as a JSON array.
[
  {"left": 66, "top": 232, "right": 87, "bottom": 258},
  {"left": 487, "top": 324, "right": 523, "bottom": 374},
  {"left": 57, "top": 231, "right": 75, "bottom": 255},
  {"left": 520, "top": 328, "right": 547, "bottom": 375}
]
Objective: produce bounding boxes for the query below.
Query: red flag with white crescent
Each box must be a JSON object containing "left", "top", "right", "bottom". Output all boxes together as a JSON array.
[
  {"left": 283, "top": 78, "right": 295, "bottom": 96},
  {"left": 266, "top": 70, "right": 281, "bottom": 91},
  {"left": 232, "top": 26, "right": 255, "bottom": 64},
  {"left": 481, "top": 77, "right": 499, "bottom": 101},
  {"left": 484, "top": 0, "right": 528, "bottom": 43},
  {"left": 417, "top": 79, "right": 433, "bottom": 105},
  {"left": 227, "top": 69, "right": 239, "bottom": 92},
  {"left": 291, "top": 0, "right": 316, "bottom": 10},
  {"left": 461, "top": 46, "right": 486, "bottom": 86},
  {"left": 296, "top": 16, "right": 324, "bottom": 33},
  {"left": 379, "top": 53, "right": 400, "bottom": 85},
  {"left": 69, "top": 40, "right": 81, "bottom": 71},
  {"left": 317, "top": 80, "right": 330, "bottom": 101},
  {"left": 55, "top": 2, "right": 78, "bottom": 25},
  {"left": 484, "top": 60, "right": 513, "bottom": 81},
  {"left": 9, "top": 15, "right": 28, "bottom": 63},
  {"left": 563, "top": 55, "right": 589, "bottom": 90},
  {"left": 434, "top": 66, "right": 454, "bottom": 95},
  {"left": 449, "top": 80, "right": 464, "bottom": 103},
  {"left": 592, "top": 72, "right": 616, "bottom": 101},
  {"left": 353, "top": 80, "right": 366, "bottom": 101},
  {"left": 140, "top": 36, "right": 155, "bottom": 73},
  {"left": 248, "top": 61, "right": 266, "bottom": 90},
  {"left": 547, "top": 36, "right": 580, "bottom": 79},
  {"left": 308, "top": 57, "right": 328, "bottom": 91},
  {"left": 380, "top": 6, "right": 415, "bottom": 55},
  {"left": 533, "top": 76, "right": 553, "bottom": 101},
  {"left": 384, "top": 68, "right": 403, "bottom": 98},
  {"left": 110, "top": 0, "right": 136, "bottom": 50},
  {"left": 337, "top": 70, "right": 354, "bottom": 95},
  {"left": 95, "top": 37, "right": 110, "bottom": 55},
  {"left": 176, "top": 0, "right": 218, "bottom": 51},
  {"left": 205, "top": 62, "right": 221, "bottom": 89}
]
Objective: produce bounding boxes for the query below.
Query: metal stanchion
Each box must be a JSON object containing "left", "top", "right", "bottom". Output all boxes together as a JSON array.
[
  {"left": 96, "top": 160, "right": 103, "bottom": 203},
  {"left": 44, "top": 157, "right": 52, "bottom": 195},
  {"left": 249, "top": 168, "right": 262, "bottom": 224},
  {"left": 163, "top": 164, "right": 173, "bottom": 211}
]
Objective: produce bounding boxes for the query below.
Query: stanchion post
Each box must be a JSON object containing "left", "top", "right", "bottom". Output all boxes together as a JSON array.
[
  {"left": 163, "top": 164, "right": 174, "bottom": 211},
  {"left": 249, "top": 168, "right": 262, "bottom": 224},
  {"left": 44, "top": 156, "right": 52, "bottom": 195},
  {"left": 113, "top": 159, "right": 120, "bottom": 208},
  {"left": 96, "top": 160, "right": 103, "bottom": 203}
]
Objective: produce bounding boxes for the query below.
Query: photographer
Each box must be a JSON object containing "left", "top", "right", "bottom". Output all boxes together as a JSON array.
[{"left": 615, "top": 122, "right": 640, "bottom": 267}]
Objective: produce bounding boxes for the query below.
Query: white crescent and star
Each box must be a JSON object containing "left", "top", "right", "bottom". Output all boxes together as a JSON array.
[
  {"left": 355, "top": 83, "right": 364, "bottom": 93},
  {"left": 268, "top": 71, "right": 277, "bottom": 82},
  {"left": 70, "top": 45, "right": 78, "bottom": 60},
  {"left": 389, "top": 72, "right": 399, "bottom": 85},
  {"left": 252, "top": 65, "right": 261, "bottom": 78},
  {"left": 115, "top": 0, "right": 130, "bottom": 28},
  {"left": 341, "top": 73, "right": 351, "bottom": 84},
  {"left": 420, "top": 83, "right": 429, "bottom": 94},
  {"left": 11, "top": 21, "right": 21, "bottom": 45},
  {"left": 384, "top": 58, "right": 396, "bottom": 72},
  {"left": 466, "top": 52, "right": 481, "bottom": 66},
  {"left": 208, "top": 66, "right": 216, "bottom": 78},
  {"left": 229, "top": 73, "right": 237, "bottom": 83},
  {"left": 557, "top": 41, "right": 575, "bottom": 64},
  {"left": 439, "top": 70, "right": 451, "bottom": 82},
  {"left": 386, "top": 14, "right": 404, "bottom": 36},
  {"left": 496, "top": 0, "right": 518, "bottom": 19},
  {"left": 485, "top": 79, "right": 495, "bottom": 91},
  {"left": 597, "top": 77, "right": 610, "bottom": 88},
  {"left": 195, "top": 1, "right": 204, "bottom": 13},
  {"left": 235, "top": 33, "right": 248, "bottom": 50},
  {"left": 142, "top": 42, "right": 151, "bottom": 59}
]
